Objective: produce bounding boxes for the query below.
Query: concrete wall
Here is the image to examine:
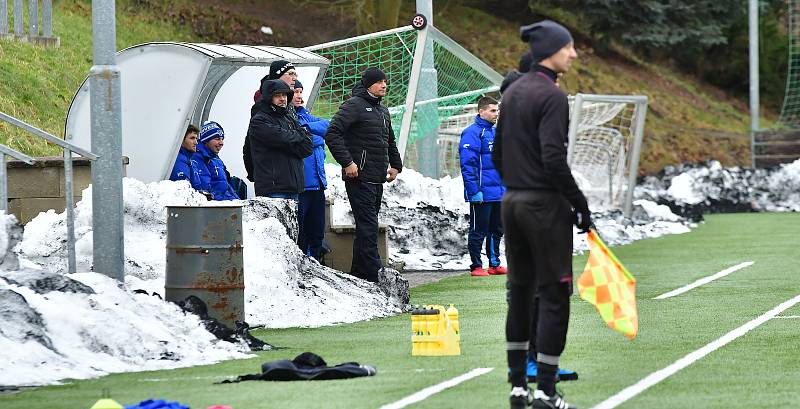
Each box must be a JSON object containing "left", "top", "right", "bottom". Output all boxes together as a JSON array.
[{"left": 6, "top": 156, "right": 127, "bottom": 224}]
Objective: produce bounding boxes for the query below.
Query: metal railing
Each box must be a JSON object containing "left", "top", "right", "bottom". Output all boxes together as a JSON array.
[
  {"left": 1, "top": 0, "right": 56, "bottom": 42},
  {"left": 0, "top": 111, "right": 99, "bottom": 274}
]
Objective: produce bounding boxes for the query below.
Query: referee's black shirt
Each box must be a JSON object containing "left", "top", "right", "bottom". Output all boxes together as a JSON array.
[{"left": 493, "top": 66, "right": 588, "bottom": 212}]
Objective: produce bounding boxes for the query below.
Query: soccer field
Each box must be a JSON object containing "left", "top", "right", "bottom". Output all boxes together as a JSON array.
[{"left": 2, "top": 213, "right": 798, "bottom": 409}]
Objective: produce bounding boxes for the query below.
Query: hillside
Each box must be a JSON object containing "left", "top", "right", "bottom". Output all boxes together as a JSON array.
[{"left": 0, "top": 0, "right": 770, "bottom": 174}]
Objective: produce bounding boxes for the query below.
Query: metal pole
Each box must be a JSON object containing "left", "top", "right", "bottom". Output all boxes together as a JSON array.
[
  {"left": 749, "top": 0, "right": 760, "bottom": 168},
  {"left": 90, "top": 0, "right": 124, "bottom": 281},
  {"left": 0, "top": 155, "right": 6, "bottom": 212},
  {"left": 42, "top": 0, "right": 51, "bottom": 37},
  {"left": 13, "top": 0, "right": 22, "bottom": 35},
  {"left": 566, "top": 93, "right": 585, "bottom": 165},
  {"left": 64, "top": 149, "right": 77, "bottom": 274},
  {"left": 623, "top": 99, "right": 648, "bottom": 218},
  {"left": 28, "top": 0, "right": 36, "bottom": 37},
  {"left": 397, "top": 23, "right": 428, "bottom": 162},
  {"left": 415, "top": 0, "right": 439, "bottom": 178},
  {"left": 1, "top": 0, "right": 8, "bottom": 34}
]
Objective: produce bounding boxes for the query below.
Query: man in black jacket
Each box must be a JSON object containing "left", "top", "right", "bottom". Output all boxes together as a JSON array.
[
  {"left": 247, "top": 79, "right": 313, "bottom": 198},
  {"left": 494, "top": 21, "right": 586, "bottom": 409},
  {"left": 324, "top": 67, "right": 403, "bottom": 282}
]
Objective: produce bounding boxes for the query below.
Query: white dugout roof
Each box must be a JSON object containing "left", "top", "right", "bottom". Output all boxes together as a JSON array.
[{"left": 65, "top": 42, "right": 329, "bottom": 186}]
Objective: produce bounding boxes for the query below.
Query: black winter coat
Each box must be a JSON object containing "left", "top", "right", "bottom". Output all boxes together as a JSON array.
[
  {"left": 493, "top": 67, "right": 588, "bottom": 212},
  {"left": 247, "top": 100, "right": 313, "bottom": 195},
  {"left": 324, "top": 83, "right": 403, "bottom": 183}
]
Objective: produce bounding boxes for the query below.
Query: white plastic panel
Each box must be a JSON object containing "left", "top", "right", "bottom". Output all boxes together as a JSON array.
[
  {"left": 207, "top": 65, "right": 321, "bottom": 197},
  {"left": 66, "top": 44, "right": 211, "bottom": 183}
]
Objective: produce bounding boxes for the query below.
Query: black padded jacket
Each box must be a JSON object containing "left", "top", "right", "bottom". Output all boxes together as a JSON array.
[{"left": 324, "top": 83, "right": 403, "bottom": 183}]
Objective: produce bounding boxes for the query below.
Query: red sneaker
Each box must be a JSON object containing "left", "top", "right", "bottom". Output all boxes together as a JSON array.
[
  {"left": 470, "top": 267, "right": 489, "bottom": 277},
  {"left": 488, "top": 265, "right": 507, "bottom": 275}
]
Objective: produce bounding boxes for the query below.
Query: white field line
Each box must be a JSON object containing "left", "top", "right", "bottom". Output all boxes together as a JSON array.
[
  {"left": 773, "top": 315, "right": 800, "bottom": 319},
  {"left": 379, "top": 367, "right": 494, "bottom": 409},
  {"left": 654, "top": 261, "right": 754, "bottom": 300},
  {"left": 590, "top": 293, "right": 800, "bottom": 409}
]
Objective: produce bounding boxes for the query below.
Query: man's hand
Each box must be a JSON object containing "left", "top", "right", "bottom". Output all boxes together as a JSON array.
[
  {"left": 469, "top": 191, "right": 484, "bottom": 203},
  {"left": 573, "top": 207, "right": 592, "bottom": 234},
  {"left": 386, "top": 167, "right": 399, "bottom": 182},
  {"left": 344, "top": 162, "right": 359, "bottom": 179}
]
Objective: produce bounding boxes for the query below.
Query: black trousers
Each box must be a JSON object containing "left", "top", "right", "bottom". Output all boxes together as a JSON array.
[
  {"left": 298, "top": 188, "right": 326, "bottom": 260},
  {"left": 344, "top": 179, "right": 383, "bottom": 282},
  {"left": 503, "top": 190, "right": 572, "bottom": 359}
]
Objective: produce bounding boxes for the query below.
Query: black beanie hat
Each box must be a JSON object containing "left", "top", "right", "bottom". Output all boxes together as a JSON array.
[
  {"left": 260, "top": 79, "right": 293, "bottom": 101},
  {"left": 519, "top": 20, "right": 573, "bottom": 63},
  {"left": 293, "top": 79, "right": 303, "bottom": 90},
  {"left": 361, "top": 67, "right": 386, "bottom": 88},
  {"left": 268, "top": 60, "right": 295, "bottom": 79}
]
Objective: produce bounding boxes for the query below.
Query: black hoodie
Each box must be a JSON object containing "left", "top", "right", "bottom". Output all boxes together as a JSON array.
[
  {"left": 246, "top": 80, "right": 313, "bottom": 195},
  {"left": 324, "top": 82, "right": 403, "bottom": 184}
]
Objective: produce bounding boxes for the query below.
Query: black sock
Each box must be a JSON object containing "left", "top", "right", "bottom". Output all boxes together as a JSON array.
[
  {"left": 508, "top": 349, "right": 528, "bottom": 388},
  {"left": 537, "top": 362, "right": 557, "bottom": 396}
]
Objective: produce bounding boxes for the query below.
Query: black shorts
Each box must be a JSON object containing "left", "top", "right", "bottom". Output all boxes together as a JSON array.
[{"left": 502, "top": 190, "right": 573, "bottom": 286}]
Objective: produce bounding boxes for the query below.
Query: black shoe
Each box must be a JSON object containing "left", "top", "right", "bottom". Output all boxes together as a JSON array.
[
  {"left": 532, "top": 389, "right": 577, "bottom": 409},
  {"left": 509, "top": 387, "right": 533, "bottom": 409}
]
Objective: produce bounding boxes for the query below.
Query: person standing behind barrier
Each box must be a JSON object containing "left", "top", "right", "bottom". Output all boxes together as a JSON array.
[
  {"left": 493, "top": 20, "right": 588, "bottom": 409},
  {"left": 247, "top": 79, "right": 313, "bottom": 199},
  {"left": 245, "top": 60, "right": 300, "bottom": 183},
  {"left": 196, "top": 121, "right": 240, "bottom": 201},
  {"left": 324, "top": 67, "right": 403, "bottom": 283},
  {"left": 293, "top": 80, "right": 331, "bottom": 262},
  {"left": 459, "top": 96, "right": 507, "bottom": 277},
  {"left": 169, "top": 124, "right": 204, "bottom": 191}
]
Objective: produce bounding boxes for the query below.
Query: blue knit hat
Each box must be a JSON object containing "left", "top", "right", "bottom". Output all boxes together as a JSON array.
[
  {"left": 293, "top": 79, "right": 303, "bottom": 90},
  {"left": 520, "top": 20, "right": 573, "bottom": 63},
  {"left": 199, "top": 121, "right": 224, "bottom": 144}
]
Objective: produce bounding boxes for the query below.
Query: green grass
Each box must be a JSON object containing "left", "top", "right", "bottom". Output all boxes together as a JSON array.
[
  {"left": 2, "top": 213, "right": 799, "bottom": 408},
  {"left": 0, "top": 0, "right": 197, "bottom": 157}
]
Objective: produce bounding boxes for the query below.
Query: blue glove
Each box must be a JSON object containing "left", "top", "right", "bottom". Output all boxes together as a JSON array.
[{"left": 469, "top": 191, "right": 484, "bottom": 203}]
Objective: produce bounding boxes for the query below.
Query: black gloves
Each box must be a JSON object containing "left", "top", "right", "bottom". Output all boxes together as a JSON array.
[{"left": 573, "top": 206, "right": 592, "bottom": 234}]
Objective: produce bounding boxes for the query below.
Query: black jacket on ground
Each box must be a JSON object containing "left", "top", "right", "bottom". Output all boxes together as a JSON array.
[
  {"left": 247, "top": 96, "right": 313, "bottom": 195},
  {"left": 493, "top": 66, "right": 588, "bottom": 212},
  {"left": 324, "top": 83, "right": 403, "bottom": 183}
]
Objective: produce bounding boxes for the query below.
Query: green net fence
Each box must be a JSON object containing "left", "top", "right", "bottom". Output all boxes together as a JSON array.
[
  {"left": 779, "top": 0, "right": 800, "bottom": 126},
  {"left": 304, "top": 26, "right": 501, "bottom": 176}
]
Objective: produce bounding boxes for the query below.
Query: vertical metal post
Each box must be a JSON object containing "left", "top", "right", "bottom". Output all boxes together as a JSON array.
[
  {"left": 0, "top": 155, "right": 6, "bottom": 212},
  {"left": 42, "top": 0, "right": 51, "bottom": 37},
  {"left": 13, "top": 0, "right": 22, "bottom": 35},
  {"left": 415, "top": 0, "right": 439, "bottom": 178},
  {"left": 623, "top": 99, "right": 648, "bottom": 218},
  {"left": 397, "top": 23, "right": 428, "bottom": 162},
  {"left": 566, "top": 94, "right": 584, "bottom": 165},
  {"left": 64, "top": 149, "right": 77, "bottom": 274},
  {"left": 28, "top": 0, "right": 36, "bottom": 36},
  {"left": 749, "top": 0, "right": 760, "bottom": 167},
  {"left": 90, "top": 0, "right": 124, "bottom": 280},
  {"left": 1, "top": 0, "right": 8, "bottom": 34}
]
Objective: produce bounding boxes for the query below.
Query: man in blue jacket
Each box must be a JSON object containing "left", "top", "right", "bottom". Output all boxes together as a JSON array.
[
  {"left": 460, "top": 96, "right": 507, "bottom": 277},
  {"left": 196, "top": 121, "right": 240, "bottom": 201},
  {"left": 169, "top": 124, "right": 204, "bottom": 191},
  {"left": 293, "top": 80, "right": 331, "bottom": 262}
]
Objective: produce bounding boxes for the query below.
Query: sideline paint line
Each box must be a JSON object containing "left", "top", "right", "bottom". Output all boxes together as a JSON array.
[
  {"left": 774, "top": 315, "right": 800, "bottom": 319},
  {"left": 654, "top": 261, "right": 754, "bottom": 299},
  {"left": 379, "top": 367, "right": 494, "bottom": 409},
  {"left": 590, "top": 293, "right": 800, "bottom": 409}
]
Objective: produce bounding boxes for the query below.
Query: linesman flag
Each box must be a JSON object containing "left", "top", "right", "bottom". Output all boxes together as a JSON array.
[{"left": 577, "top": 229, "right": 638, "bottom": 340}]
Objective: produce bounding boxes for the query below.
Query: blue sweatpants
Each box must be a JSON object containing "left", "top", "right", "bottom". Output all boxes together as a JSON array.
[
  {"left": 468, "top": 201, "right": 503, "bottom": 269},
  {"left": 298, "top": 189, "right": 326, "bottom": 260}
]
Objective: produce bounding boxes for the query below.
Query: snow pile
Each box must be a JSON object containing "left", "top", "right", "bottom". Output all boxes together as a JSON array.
[
  {"left": 325, "top": 164, "right": 693, "bottom": 270},
  {"left": 636, "top": 159, "right": 800, "bottom": 218},
  {"left": 0, "top": 269, "right": 249, "bottom": 387},
  {"left": 16, "top": 179, "right": 405, "bottom": 329}
]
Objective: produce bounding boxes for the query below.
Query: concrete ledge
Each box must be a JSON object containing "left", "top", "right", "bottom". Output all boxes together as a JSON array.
[{"left": 0, "top": 34, "right": 60, "bottom": 48}]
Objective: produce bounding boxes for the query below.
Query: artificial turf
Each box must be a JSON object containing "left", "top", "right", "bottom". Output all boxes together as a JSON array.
[{"left": 2, "top": 213, "right": 798, "bottom": 408}]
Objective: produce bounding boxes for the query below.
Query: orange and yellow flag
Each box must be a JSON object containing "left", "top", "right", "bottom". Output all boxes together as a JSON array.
[{"left": 577, "top": 229, "right": 638, "bottom": 340}]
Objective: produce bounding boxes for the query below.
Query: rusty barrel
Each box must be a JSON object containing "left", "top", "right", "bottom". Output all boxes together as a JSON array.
[{"left": 165, "top": 205, "right": 244, "bottom": 327}]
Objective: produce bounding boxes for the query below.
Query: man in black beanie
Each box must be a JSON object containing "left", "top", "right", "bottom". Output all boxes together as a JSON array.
[
  {"left": 324, "top": 67, "right": 403, "bottom": 282},
  {"left": 493, "top": 20, "right": 585, "bottom": 409}
]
